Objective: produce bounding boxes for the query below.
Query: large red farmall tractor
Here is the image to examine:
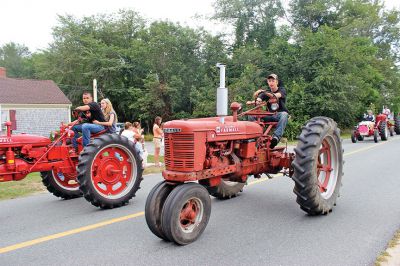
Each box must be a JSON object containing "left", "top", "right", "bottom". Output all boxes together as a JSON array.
[
  {"left": 351, "top": 113, "right": 395, "bottom": 143},
  {"left": 0, "top": 115, "right": 143, "bottom": 209},
  {"left": 145, "top": 64, "right": 344, "bottom": 245}
]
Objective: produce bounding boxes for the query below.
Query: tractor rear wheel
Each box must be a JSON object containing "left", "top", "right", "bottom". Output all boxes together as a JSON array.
[
  {"left": 201, "top": 178, "right": 245, "bottom": 199},
  {"left": 161, "top": 183, "right": 211, "bottom": 245},
  {"left": 379, "top": 121, "right": 388, "bottom": 141},
  {"left": 292, "top": 117, "right": 343, "bottom": 215},
  {"left": 41, "top": 170, "right": 82, "bottom": 199},
  {"left": 145, "top": 181, "right": 175, "bottom": 241},
  {"left": 395, "top": 116, "right": 400, "bottom": 135},
  {"left": 351, "top": 131, "right": 357, "bottom": 143},
  {"left": 77, "top": 134, "right": 143, "bottom": 209}
]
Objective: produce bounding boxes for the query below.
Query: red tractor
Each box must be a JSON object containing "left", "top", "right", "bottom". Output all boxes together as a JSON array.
[
  {"left": 0, "top": 119, "right": 143, "bottom": 209},
  {"left": 351, "top": 113, "right": 394, "bottom": 143},
  {"left": 145, "top": 65, "right": 344, "bottom": 245}
]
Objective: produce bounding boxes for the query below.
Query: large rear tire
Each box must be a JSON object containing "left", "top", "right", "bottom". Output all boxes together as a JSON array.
[
  {"left": 161, "top": 183, "right": 211, "bottom": 245},
  {"left": 395, "top": 116, "right": 400, "bottom": 135},
  {"left": 41, "top": 170, "right": 82, "bottom": 199},
  {"left": 379, "top": 121, "right": 388, "bottom": 141},
  {"left": 292, "top": 117, "right": 343, "bottom": 215},
  {"left": 145, "top": 181, "right": 175, "bottom": 241},
  {"left": 201, "top": 178, "right": 245, "bottom": 199},
  {"left": 77, "top": 134, "right": 143, "bottom": 209}
]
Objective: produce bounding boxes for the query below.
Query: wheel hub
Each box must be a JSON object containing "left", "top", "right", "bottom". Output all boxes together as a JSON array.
[
  {"left": 91, "top": 146, "right": 133, "bottom": 197},
  {"left": 179, "top": 198, "right": 203, "bottom": 232}
]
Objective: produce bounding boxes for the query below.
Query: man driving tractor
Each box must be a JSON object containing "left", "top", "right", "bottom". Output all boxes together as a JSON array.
[
  {"left": 246, "top": 73, "right": 289, "bottom": 149},
  {"left": 72, "top": 92, "right": 106, "bottom": 149}
]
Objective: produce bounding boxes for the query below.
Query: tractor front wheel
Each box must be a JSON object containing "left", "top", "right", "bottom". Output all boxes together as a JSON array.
[
  {"left": 292, "top": 117, "right": 343, "bottom": 215},
  {"left": 41, "top": 170, "right": 82, "bottom": 199},
  {"left": 351, "top": 131, "right": 357, "bottom": 143},
  {"left": 161, "top": 183, "right": 211, "bottom": 245},
  {"left": 374, "top": 129, "right": 379, "bottom": 143},
  {"left": 201, "top": 178, "right": 245, "bottom": 199},
  {"left": 145, "top": 181, "right": 175, "bottom": 241},
  {"left": 77, "top": 134, "right": 143, "bottom": 209}
]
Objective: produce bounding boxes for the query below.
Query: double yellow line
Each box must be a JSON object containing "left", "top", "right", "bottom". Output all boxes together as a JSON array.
[{"left": 0, "top": 137, "right": 397, "bottom": 254}]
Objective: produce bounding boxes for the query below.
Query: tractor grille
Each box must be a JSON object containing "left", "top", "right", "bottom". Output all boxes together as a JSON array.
[{"left": 164, "top": 133, "right": 195, "bottom": 170}]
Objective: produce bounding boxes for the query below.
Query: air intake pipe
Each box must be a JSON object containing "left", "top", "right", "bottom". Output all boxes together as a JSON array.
[{"left": 216, "top": 63, "right": 227, "bottom": 123}]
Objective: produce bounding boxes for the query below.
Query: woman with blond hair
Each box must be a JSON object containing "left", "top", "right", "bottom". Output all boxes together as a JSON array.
[
  {"left": 153, "top": 116, "right": 163, "bottom": 167},
  {"left": 93, "top": 98, "right": 117, "bottom": 133}
]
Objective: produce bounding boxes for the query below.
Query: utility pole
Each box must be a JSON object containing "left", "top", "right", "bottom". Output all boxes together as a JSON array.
[{"left": 93, "top": 79, "right": 98, "bottom": 102}]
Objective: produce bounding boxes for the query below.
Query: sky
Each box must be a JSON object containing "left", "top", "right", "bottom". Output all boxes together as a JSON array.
[{"left": 1, "top": 0, "right": 399, "bottom": 52}]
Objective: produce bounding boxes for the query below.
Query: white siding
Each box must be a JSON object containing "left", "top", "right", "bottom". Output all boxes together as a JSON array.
[{"left": 1, "top": 104, "right": 71, "bottom": 137}]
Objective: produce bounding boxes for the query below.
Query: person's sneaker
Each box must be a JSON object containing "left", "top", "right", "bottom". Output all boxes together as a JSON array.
[{"left": 270, "top": 137, "right": 279, "bottom": 149}]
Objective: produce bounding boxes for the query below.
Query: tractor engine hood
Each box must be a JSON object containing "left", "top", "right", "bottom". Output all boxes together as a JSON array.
[
  {"left": 163, "top": 116, "right": 262, "bottom": 141},
  {"left": 0, "top": 134, "right": 51, "bottom": 148}
]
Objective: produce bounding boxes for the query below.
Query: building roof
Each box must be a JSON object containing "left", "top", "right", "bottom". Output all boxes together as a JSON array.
[{"left": 0, "top": 77, "right": 71, "bottom": 105}]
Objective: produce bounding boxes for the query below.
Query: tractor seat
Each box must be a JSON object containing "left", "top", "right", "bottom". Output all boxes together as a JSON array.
[{"left": 91, "top": 129, "right": 109, "bottom": 138}]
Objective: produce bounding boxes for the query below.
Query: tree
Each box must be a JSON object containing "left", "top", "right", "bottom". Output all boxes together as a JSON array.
[
  {"left": 0, "top": 42, "right": 34, "bottom": 78},
  {"left": 213, "top": 0, "right": 285, "bottom": 49}
]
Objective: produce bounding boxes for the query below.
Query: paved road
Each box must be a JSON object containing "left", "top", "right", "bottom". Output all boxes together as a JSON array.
[
  {"left": 1, "top": 135, "right": 400, "bottom": 265},
  {"left": 143, "top": 140, "right": 164, "bottom": 156}
]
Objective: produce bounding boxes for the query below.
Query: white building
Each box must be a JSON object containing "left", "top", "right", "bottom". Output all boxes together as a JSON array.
[{"left": 0, "top": 67, "right": 71, "bottom": 137}]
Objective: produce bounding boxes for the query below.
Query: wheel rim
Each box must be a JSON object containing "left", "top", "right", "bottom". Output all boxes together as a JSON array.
[
  {"left": 179, "top": 197, "right": 204, "bottom": 233},
  {"left": 52, "top": 170, "right": 79, "bottom": 191},
  {"left": 90, "top": 144, "right": 137, "bottom": 199},
  {"left": 316, "top": 137, "right": 338, "bottom": 199}
]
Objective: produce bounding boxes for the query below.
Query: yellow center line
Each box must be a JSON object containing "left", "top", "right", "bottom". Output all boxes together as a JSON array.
[
  {"left": 1, "top": 136, "right": 397, "bottom": 254},
  {"left": 0, "top": 212, "right": 144, "bottom": 254}
]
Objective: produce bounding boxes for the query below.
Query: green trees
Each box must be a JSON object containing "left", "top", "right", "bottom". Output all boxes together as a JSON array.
[{"left": 0, "top": 42, "right": 34, "bottom": 78}]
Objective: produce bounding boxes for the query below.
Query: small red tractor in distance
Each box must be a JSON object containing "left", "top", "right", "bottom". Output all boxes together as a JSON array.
[
  {"left": 351, "top": 113, "right": 395, "bottom": 143},
  {"left": 145, "top": 64, "right": 344, "bottom": 245},
  {"left": 0, "top": 118, "right": 143, "bottom": 209}
]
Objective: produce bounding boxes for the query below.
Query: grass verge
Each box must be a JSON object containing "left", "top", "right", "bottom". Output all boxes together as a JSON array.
[
  {"left": 0, "top": 155, "right": 165, "bottom": 201},
  {"left": 0, "top": 173, "right": 45, "bottom": 201},
  {"left": 375, "top": 230, "right": 400, "bottom": 266}
]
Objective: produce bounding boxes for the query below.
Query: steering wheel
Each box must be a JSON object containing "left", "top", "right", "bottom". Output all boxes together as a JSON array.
[
  {"left": 250, "top": 91, "right": 279, "bottom": 111},
  {"left": 72, "top": 109, "right": 91, "bottom": 123}
]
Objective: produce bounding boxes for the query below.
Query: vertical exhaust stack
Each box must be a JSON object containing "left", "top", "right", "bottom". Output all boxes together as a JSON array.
[{"left": 216, "top": 63, "right": 227, "bottom": 123}]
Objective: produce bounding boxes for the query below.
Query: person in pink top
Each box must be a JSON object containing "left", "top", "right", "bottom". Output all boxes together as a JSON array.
[{"left": 153, "top": 116, "right": 163, "bottom": 167}]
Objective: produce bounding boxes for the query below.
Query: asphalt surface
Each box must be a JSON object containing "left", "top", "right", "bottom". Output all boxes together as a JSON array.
[{"left": 1, "top": 135, "right": 400, "bottom": 265}]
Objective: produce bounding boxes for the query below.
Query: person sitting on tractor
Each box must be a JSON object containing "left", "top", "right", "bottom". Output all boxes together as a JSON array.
[
  {"left": 93, "top": 98, "right": 118, "bottom": 133},
  {"left": 72, "top": 92, "right": 106, "bottom": 148},
  {"left": 246, "top": 73, "right": 289, "bottom": 149},
  {"left": 363, "top": 110, "right": 375, "bottom": 131},
  {"left": 382, "top": 105, "right": 391, "bottom": 119},
  {"left": 363, "top": 110, "right": 375, "bottom": 122}
]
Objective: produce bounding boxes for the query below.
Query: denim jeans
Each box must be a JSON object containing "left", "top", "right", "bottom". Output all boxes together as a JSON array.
[
  {"left": 249, "top": 111, "right": 289, "bottom": 139},
  {"left": 72, "top": 123, "right": 105, "bottom": 147},
  {"left": 134, "top": 141, "right": 144, "bottom": 160}
]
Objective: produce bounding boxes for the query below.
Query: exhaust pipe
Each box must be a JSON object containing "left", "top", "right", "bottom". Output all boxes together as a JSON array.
[{"left": 216, "top": 63, "right": 227, "bottom": 123}]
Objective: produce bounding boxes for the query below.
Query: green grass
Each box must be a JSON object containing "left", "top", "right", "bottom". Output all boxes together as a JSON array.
[
  {"left": 375, "top": 230, "right": 400, "bottom": 266},
  {"left": 0, "top": 155, "right": 166, "bottom": 200},
  {"left": 0, "top": 173, "right": 45, "bottom": 201}
]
